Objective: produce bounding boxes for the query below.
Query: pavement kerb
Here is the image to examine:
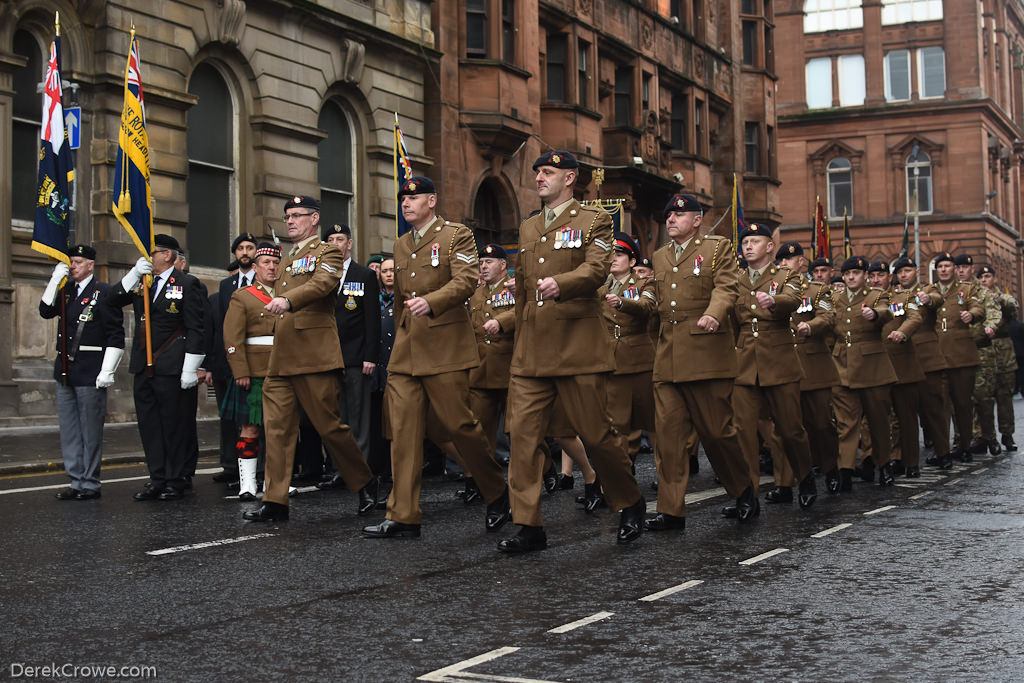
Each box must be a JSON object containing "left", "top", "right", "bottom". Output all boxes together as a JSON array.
[{"left": 0, "top": 446, "right": 220, "bottom": 476}]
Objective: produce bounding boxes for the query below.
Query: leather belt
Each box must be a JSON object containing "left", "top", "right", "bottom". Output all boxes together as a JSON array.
[{"left": 245, "top": 336, "right": 274, "bottom": 345}]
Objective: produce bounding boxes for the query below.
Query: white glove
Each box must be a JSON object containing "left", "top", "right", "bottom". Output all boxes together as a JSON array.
[
  {"left": 95, "top": 347, "right": 125, "bottom": 388},
  {"left": 121, "top": 256, "right": 153, "bottom": 292},
  {"left": 42, "top": 262, "right": 71, "bottom": 307},
  {"left": 180, "top": 352, "right": 205, "bottom": 389}
]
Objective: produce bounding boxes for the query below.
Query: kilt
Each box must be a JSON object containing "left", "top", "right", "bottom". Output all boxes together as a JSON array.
[{"left": 220, "top": 378, "right": 264, "bottom": 426}]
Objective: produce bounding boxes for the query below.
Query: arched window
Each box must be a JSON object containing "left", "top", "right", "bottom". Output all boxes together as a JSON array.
[
  {"left": 186, "top": 62, "right": 236, "bottom": 268},
  {"left": 906, "top": 150, "right": 932, "bottom": 215},
  {"left": 472, "top": 177, "right": 517, "bottom": 248},
  {"left": 317, "top": 101, "right": 355, "bottom": 231},
  {"left": 11, "top": 30, "right": 46, "bottom": 222},
  {"left": 804, "top": 1, "right": 863, "bottom": 34},
  {"left": 827, "top": 157, "right": 852, "bottom": 218}
]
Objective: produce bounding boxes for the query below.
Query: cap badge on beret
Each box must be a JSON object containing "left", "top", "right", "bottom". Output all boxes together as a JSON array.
[
  {"left": 293, "top": 196, "right": 301, "bottom": 204},
  {"left": 551, "top": 153, "right": 561, "bottom": 165},
  {"left": 407, "top": 181, "right": 417, "bottom": 193}
]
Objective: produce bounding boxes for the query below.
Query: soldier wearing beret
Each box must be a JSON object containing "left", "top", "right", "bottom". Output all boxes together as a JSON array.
[
  {"left": 731, "top": 225, "right": 817, "bottom": 508},
  {"left": 498, "top": 151, "right": 646, "bottom": 552},
  {"left": 810, "top": 257, "right": 833, "bottom": 284},
  {"left": 109, "top": 233, "right": 206, "bottom": 500},
  {"left": 362, "top": 177, "right": 511, "bottom": 539},
  {"left": 39, "top": 245, "right": 126, "bottom": 500},
  {"left": 646, "top": 193, "right": 757, "bottom": 529},
  {"left": 244, "top": 196, "right": 378, "bottom": 522},
  {"left": 634, "top": 256, "right": 654, "bottom": 279},
  {"left": 973, "top": 264, "right": 1017, "bottom": 453}
]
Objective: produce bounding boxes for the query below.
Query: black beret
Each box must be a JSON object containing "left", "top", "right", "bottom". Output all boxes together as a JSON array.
[
  {"left": 777, "top": 241, "right": 804, "bottom": 258},
  {"left": 953, "top": 253, "right": 973, "bottom": 266},
  {"left": 933, "top": 251, "right": 955, "bottom": 266},
  {"left": 226, "top": 259, "right": 239, "bottom": 272},
  {"left": 892, "top": 256, "right": 917, "bottom": 272},
  {"left": 841, "top": 255, "right": 869, "bottom": 273},
  {"left": 664, "top": 193, "right": 703, "bottom": 218},
  {"left": 254, "top": 242, "right": 281, "bottom": 260},
  {"left": 322, "top": 223, "right": 351, "bottom": 240},
  {"left": 480, "top": 243, "right": 508, "bottom": 260},
  {"left": 613, "top": 231, "right": 640, "bottom": 259},
  {"left": 830, "top": 275, "right": 845, "bottom": 285},
  {"left": 284, "top": 195, "right": 321, "bottom": 212},
  {"left": 231, "top": 232, "right": 257, "bottom": 252},
  {"left": 867, "top": 260, "right": 888, "bottom": 274},
  {"left": 398, "top": 176, "right": 436, "bottom": 198},
  {"left": 977, "top": 264, "right": 995, "bottom": 278},
  {"left": 810, "top": 257, "right": 833, "bottom": 269},
  {"left": 68, "top": 244, "right": 96, "bottom": 260},
  {"left": 739, "top": 223, "right": 772, "bottom": 243},
  {"left": 637, "top": 256, "right": 653, "bottom": 269},
  {"left": 532, "top": 150, "right": 579, "bottom": 170},
  {"left": 154, "top": 233, "right": 180, "bottom": 251}
]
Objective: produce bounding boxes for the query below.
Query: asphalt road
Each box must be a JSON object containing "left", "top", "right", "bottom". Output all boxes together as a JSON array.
[{"left": 1, "top": 433, "right": 1022, "bottom": 681}]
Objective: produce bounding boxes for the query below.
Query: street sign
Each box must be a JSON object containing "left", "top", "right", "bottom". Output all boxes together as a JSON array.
[{"left": 65, "top": 106, "right": 80, "bottom": 150}]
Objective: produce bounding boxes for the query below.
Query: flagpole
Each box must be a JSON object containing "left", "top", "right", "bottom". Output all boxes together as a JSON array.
[{"left": 394, "top": 112, "right": 400, "bottom": 239}]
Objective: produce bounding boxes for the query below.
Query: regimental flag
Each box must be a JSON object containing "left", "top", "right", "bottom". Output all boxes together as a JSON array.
[
  {"left": 31, "top": 30, "right": 75, "bottom": 264},
  {"left": 394, "top": 114, "right": 414, "bottom": 238},
  {"left": 812, "top": 197, "right": 830, "bottom": 261},
  {"left": 731, "top": 173, "right": 746, "bottom": 255},
  {"left": 112, "top": 30, "right": 153, "bottom": 258},
  {"left": 843, "top": 208, "right": 853, "bottom": 259}
]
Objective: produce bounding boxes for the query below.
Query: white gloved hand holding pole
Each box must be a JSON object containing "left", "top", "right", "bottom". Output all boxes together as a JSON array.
[
  {"left": 42, "top": 262, "right": 70, "bottom": 307},
  {"left": 120, "top": 256, "right": 153, "bottom": 292},
  {"left": 95, "top": 347, "right": 125, "bottom": 388},
  {"left": 180, "top": 352, "right": 205, "bottom": 389}
]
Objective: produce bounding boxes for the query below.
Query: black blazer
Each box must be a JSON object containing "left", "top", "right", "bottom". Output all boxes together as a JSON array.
[
  {"left": 109, "top": 267, "right": 205, "bottom": 376},
  {"left": 334, "top": 260, "right": 381, "bottom": 368},
  {"left": 39, "top": 278, "right": 125, "bottom": 386},
  {"left": 217, "top": 270, "right": 255, "bottom": 321}
]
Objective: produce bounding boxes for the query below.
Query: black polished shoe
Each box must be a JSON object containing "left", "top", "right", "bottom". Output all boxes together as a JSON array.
[
  {"left": 158, "top": 488, "right": 184, "bottom": 500},
  {"left": 212, "top": 469, "right": 239, "bottom": 483},
  {"left": 938, "top": 455, "right": 954, "bottom": 470},
  {"left": 497, "top": 525, "right": 547, "bottom": 553},
  {"left": 644, "top": 512, "right": 686, "bottom": 531},
  {"left": 362, "top": 519, "right": 420, "bottom": 538},
  {"left": 485, "top": 488, "right": 512, "bottom": 532},
  {"left": 825, "top": 468, "right": 841, "bottom": 494},
  {"left": 459, "top": 477, "right": 482, "bottom": 504},
  {"left": 905, "top": 465, "right": 921, "bottom": 478},
  {"left": 857, "top": 459, "right": 875, "bottom": 482},
  {"left": 949, "top": 447, "right": 969, "bottom": 463},
  {"left": 55, "top": 488, "right": 79, "bottom": 501},
  {"left": 721, "top": 505, "right": 739, "bottom": 518},
  {"left": 358, "top": 477, "right": 379, "bottom": 516},
  {"left": 690, "top": 454, "right": 700, "bottom": 474},
  {"left": 839, "top": 469, "right": 854, "bottom": 492},
  {"left": 878, "top": 461, "right": 895, "bottom": 487},
  {"left": 925, "top": 454, "right": 941, "bottom": 466},
  {"left": 1002, "top": 434, "right": 1017, "bottom": 451},
  {"left": 617, "top": 497, "right": 646, "bottom": 544},
  {"left": 133, "top": 484, "right": 163, "bottom": 501},
  {"left": 542, "top": 467, "right": 558, "bottom": 494},
  {"left": 238, "top": 491, "right": 257, "bottom": 502},
  {"left": 316, "top": 474, "right": 345, "bottom": 490},
  {"left": 891, "top": 460, "right": 907, "bottom": 476},
  {"left": 556, "top": 473, "right": 575, "bottom": 490},
  {"left": 798, "top": 473, "right": 817, "bottom": 509},
  {"left": 583, "top": 480, "right": 606, "bottom": 513},
  {"left": 75, "top": 490, "right": 101, "bottom": 501},
  {"left": 988, "top": 439, "right": 1002, "bottom": 455},
  {"left": 243, "top": 501, "right": 290, "bottom": 522},
  {"left": 765, "top": 486, "right": 793, "bottom": 504},
  {"left": 968, "top": 438, "right": 988, "bottom": 455},
  {"left": 736, "top": 485, "right": 760, "bottom": 522}
]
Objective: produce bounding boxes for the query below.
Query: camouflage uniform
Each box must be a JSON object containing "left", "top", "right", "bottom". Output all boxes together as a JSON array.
[
  {"left": 986, "top": 289, "right": 1018, "bottom": 441},
  {"left": 969, "top": 286, "right": 1001, "bottom": 444}
]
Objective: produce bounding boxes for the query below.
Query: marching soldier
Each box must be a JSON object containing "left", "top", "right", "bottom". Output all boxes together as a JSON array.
[
  {"left": 362, "top": 177, "right": 511, "bottom": 539},
  {"left": 634, "top": 256, "right": 654, "bottom": 279},
  {"left": 646, "top": 193, "right": 757, "bottom": 529},
  {"left": 222, "top": 242, "right": 281, "bottom": 500},
  {"left": 244, "top": 196, "right": 377, "bottom": 522},
  {"left": 974, "top": 264, "right": 1017, "bottom": 453},
  {"left": 39, "top": 245, "right": 125, "bottom": 500},
  {"left": 499, "top": 151, "right": 646, "bottom": 552},
  {"left": 731, "top": 227, "right": 816, "bottom": 508},
  {"left": 810, "top": 257, "right": 833, "bottom": 284}
]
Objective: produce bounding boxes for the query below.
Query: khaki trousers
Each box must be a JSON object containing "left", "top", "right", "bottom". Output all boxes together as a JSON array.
[
  {"left": 733, "top": 381, "right": 813, "bottom": 493},
  {"left": 607, "top": 370, "right": 656, "bottom": 457},
  {"left": 919, "top": 371, "right": 950, "bottom": 458},
  {"left": 891, "top": 382, "right": 922, "bottom": 467},
  {"left": 832, "top": 384, "right": 893, "bottom": 470},
  {"left": 946, "top": 366, "right": 977, "bottom": 451}
]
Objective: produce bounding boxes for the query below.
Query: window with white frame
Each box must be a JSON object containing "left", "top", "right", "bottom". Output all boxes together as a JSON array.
[
  {"left": 318, "top": 101, "right": 355, "bottom": 229},
  {"left": 806, "top": 57, "right": 832, "bottom": 109},
  {"left": 906, "top": 151, "right": 932, "bottom": 214},
  {"left": 919, "top": 46, "right": 945, "bottom": 99},
  {"left": 804, "top": 0, "right": 863, "bottom": 34},
  {"left": 882, "top": 0, "right": 942, "bottom": 25},
  {"left": 838, "top": 54, "right": 865, "bottom": 106},
  {"left": 884, "top": 50, "right": 911, "bottom": 101},
  {"left": 827, "top": 157, "right": 852, "bottom": 218}
]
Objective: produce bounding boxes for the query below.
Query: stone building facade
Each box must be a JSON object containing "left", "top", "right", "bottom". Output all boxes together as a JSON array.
[{"left": 776, "top": 0, "right": 1024, "bottom": 294}]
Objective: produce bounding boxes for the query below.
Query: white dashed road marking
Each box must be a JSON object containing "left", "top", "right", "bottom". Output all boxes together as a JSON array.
[
  {"left": 810, "top": 523, "right": 852, "bottom": 538},
  {"left": 739, "top": 548, "right": 789, "bottom": 566},
  {"left": 146, "top": 533, "right": 275, "bottom": 556},
  {"left": 638, "top": 580, "right": 704, "bottom": 602},
  {"left": 547, "top": 611, "right": 615, "bottom": 634},
  {"left": 863, "top": 505, "right": 897, "bottom": 516}
]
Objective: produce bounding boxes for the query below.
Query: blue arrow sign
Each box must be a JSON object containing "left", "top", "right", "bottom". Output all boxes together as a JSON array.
[{"left": 64, "top": 107, "right": 81, "bottom": 150}]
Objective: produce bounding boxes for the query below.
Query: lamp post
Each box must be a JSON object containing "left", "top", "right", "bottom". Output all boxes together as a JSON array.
[{"left": 910, "top": 145, "right": 920, "bottom": 272}]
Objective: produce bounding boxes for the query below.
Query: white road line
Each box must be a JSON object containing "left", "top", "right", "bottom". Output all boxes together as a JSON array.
[
  {"left": 547, "top": 611, "right": 614, "bottom": 634},
  {"left": 739, "top": 548, "right": 789, "bottom": 566},
  {"left": 646, "top": 476, "right": 773, "bottom": 511},
  {"left": 944, "top": 478, "right": 963, "bottom": 486},
  {"left": 863, "top": 505, "right": 896, "bottom": 516},
  {"left": 810, "top": 523, "right": 852, "bottom": 538},
  {"left": 418, "top": 647, "right": 521, "bottom": 682},
  {"left": 909, "top": 490, "right": 934, "bottom": 500},
  {"left": 638, "top": 579, "right": 704, "bottom": 602},
  {"left": 970, "top": 467, "right": 989, "bottom": 475},
  {"left": 446, "top": 673, "right": 562, "bottom": 683},
  {"left": 146, "top": 532, "right": 274, "bottom": 556},
  {"left": 0, "top": 468, "right": 220, "bottom": 495}
]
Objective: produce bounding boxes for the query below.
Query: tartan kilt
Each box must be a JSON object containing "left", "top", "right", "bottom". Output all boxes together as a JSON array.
[{"left": 220, "top": 378, "right": 264, "bottom": 426}]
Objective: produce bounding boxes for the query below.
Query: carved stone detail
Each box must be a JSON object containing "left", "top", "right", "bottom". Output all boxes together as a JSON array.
[{"left": 217, "top": 0, "right": 246, "bottom": 47}]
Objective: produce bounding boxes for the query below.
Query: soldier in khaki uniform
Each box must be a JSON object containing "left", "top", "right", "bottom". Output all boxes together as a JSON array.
[
  {"left": 779, "top": 242, "right": 841, "bottom": 493},
  {"left": 731, "top": 226, "right": 816, "bottom": 508},
  {"left": 646, "top": 193, "right": 757, "bottom": 530},
  {"left": 814, "top": 256, "right": 898, "bottom": 489},
  {"left": 222, "top": 242, "right": 281, "bottom": 500},
  {"left": 976, "top": 264, "right": 1018, "bottom": 452},
  {"left": 362, "top": 177, "right": 511, "bottom": 539},
  {"left": 499, "top": 151, "right": 646, "bottom": 552},
  {"left": 929, "top": 252, "right": 985, "bottom": 462},
  {"left": 243, "top": 196, "right": 377, "bottom": 522}
]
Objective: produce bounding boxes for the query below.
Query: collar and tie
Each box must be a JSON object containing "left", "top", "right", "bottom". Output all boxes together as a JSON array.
[
  {"left": 238, "top": 272, "right": 252, "bottom": 289},
  {"left": 749, "top": 269, "right": 762, "bottom": 286},
  {"left": 544, "top": 208, "right": 557, "bottom": 228}
]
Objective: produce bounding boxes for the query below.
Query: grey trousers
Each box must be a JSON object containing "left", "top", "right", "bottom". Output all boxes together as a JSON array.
[
  {"left": 338, "top": 366, "right": 373, "bottom": 461},
  {"left": 56, "top": 384, "right": 107, "bottom": 492}
]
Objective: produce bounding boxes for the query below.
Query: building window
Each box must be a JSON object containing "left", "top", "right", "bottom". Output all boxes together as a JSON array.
[
  {"left": 615, "top": 66, "right": 633, "bottom": 127},
  {"left": 919, "top": 46, "right": 945, "bottom": 99},
  {"left": 742, "top": 21, "right": 757, "bottom": 66},
  {"left": 804, "top": 0, "right": 863, "bottom": 34},
  {"left": 11, "top": 30, "right": 45, "bottom": 222},
  {"left": 882, "top": 0, "right": 942, "bottom": 25},
  {"left": 745, "top": 122, "right": 760, "bottom": 174},
  {"left": 695, "top": 97, "right": 705, "bottom": 156},
  {"left": 187, "top": 63, "right": 236, "bottom": 268},
  {"left": 546, "top": 33, "right": 567, "bottom": 103},
  {"left": 838, "top": 54, "right": 865, "bottom": 106},
  {"left": 766, "top": 124, "right": 776, "bottom": 176},
  {"left": 742, "top": 0, "right": 757, "bottom": 12},
  {"left": 641, "top": 73, "right": 651, "bottom": 111},
  {"left": 466, "top": 0, "right": 487, "bottom": 57},
  {"left": 827, "top": 157, "right": 852, "bottom": 218},
  {"left": 473, "top": 177, "right": 517, "bottom": 246},
  {"left": 884, "top": 50, "right": 911, "bottom": 101},
  {"left": 670, "top": 94, "right": 687, "bottom": 151},
  {"left": 577, "top": 40, "right": 590, "bottom": 108},
  {"left": 501, "top": 0, "right": 515, "bottom": 64},
  {"left": 906, "top": 150, "right": 932, "bottom": 214},
  {"left": 805, "top": 57, "right": 832, "bottom": 109},
  {"left": 318, "top": 101, "right": 355, "bottom": 230}
]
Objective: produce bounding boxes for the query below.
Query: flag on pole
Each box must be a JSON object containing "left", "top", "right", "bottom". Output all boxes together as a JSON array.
[
  {"left": 112, "top": 29, "right": 153, "bottom": 258},
  {"left": 813, "top": 197, "right": 830, "bottom": 260},
  {"left": 394, "top": 114, "right": 414, "bottom": 238},
  {"left": 731, "top": 173, "right": 746, "bottom": 254},
  {"left": 843, "top": 208, "right": 853, "bottom": 259},
  {"left": 31, "top": 20, "right": 74, "bottom": 264}
]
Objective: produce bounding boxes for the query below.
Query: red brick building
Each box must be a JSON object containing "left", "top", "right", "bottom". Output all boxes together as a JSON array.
[{"left": 776, "top": 0, "right": 1024, "bottom": 293}]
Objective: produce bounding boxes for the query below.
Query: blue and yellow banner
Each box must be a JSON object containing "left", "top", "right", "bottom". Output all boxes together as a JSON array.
[
  {"left": 581, "top": 199, "right": 624, "bottom": 233},
  {"left": 112, "top": 30, "right": 153, "bottom": 258},
  {"left": 394, "top": 114, "right": 414, "bottom": 238}
]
